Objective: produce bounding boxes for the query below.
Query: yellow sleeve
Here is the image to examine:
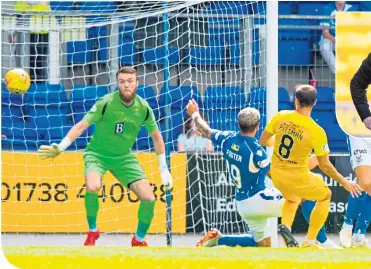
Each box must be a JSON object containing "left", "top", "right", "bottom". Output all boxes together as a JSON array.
[
  {"left": 265, "top": 112, "right": 280, "bottom": 134},
  {"left": 312, "top": 127, "right": 330, "bottom": 156}
]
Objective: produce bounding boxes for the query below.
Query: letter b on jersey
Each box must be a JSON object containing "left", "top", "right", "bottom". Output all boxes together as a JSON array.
[{"left": 115, "top": 123, "right": 125, "bottom": 134}]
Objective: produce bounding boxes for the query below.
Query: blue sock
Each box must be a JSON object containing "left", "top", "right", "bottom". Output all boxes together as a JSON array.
[
  {"left": 217, "top": 234, "right": 257, "bottom": 247},
  {"left": 354, "top": 194, "right": 371, "bottom": 235},
  {"left": 301, "top": 200, "right": 327, "bottom": 244},
  {"left": 344, "top": 193, "right": 365, "bottom": 226}
]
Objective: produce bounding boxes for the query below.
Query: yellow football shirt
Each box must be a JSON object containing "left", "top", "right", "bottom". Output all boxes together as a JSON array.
[{"left": 265, "top": 110, "right": 330, "bottom": 171}]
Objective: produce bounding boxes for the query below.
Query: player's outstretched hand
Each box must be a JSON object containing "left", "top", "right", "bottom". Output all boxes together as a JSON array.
[
  {"left": 343, "top": 180, "right": 363, "bottom": 198},
  {"left": 186, "top": 99, "right": 199, "bottom": 117},
  {"left": 38, "top": 143, "right": 62, "bottom": 159},
  {"left": 363, "top": 116, "right": 371, "bottom": 130},
  {"left": 160, "top": 168, "right": 173, "bottom": 190}
]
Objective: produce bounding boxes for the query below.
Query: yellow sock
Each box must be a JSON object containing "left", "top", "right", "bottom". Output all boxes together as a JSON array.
[
  {"left": 307, "top": 198, "right": 330, "bottom": 241},
  {"left": 281, "top": 200, "right": 300, "bottom": 228}
]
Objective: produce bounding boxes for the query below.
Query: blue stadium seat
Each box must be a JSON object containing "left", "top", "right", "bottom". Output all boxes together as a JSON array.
[
  {"left": 119, "top": 38, "right": 136, "bottom": 64},
  {"left": 250, "top": 1, "right": 293, "bottom": 15},
  {"left": 208, "top": 1, "right": 250, "bottom": 15},
  {"left": 27, "top": 84, "right": 65, "bottom": 93},
  {"left": 279, "top": 39, "right": 311, "bottom": 65},
  {"left": 1, "top": 120, "right": 42, "bottom": 151},
  {"left": 247, "top": 87, "right": 266, "bottom": 110},
  {"left": 158, "top": 85, "right": 203, "bottom": 147},
  {"left": 279, "top": 19, "right": 311, "bottom": 39},
  {"left": 79, "top": 1, "right": 117, "bottom": 13},
  {"left": 313, "top": 87, "right": 335, "bottom": 110},
  {"left": 142, "top": 47, "right": 180, "bottom": 64},
  {"left": 297, "top": 1, "right": 328, "bottom": 15},
  {"left": 278, "top": 87, "right": 293, "bottom": 110},
  {"left": 185, "top": 47, "right": 224, "bottom": 65},
  {"left": 71, "top": 85, "right": 109, "bottom": 108},
  {"left": 324, "top": 123, "right": 347, "bottom": 153},
  {"left": 136, "top": 85, "right": 159, "bottom": 119},
  {"left": 67, "top": 40, "right": 94, "bottom": 64},
  {"left": 1, "top": 91, "right": 24, "bottom": 124},
  {"left": 205, "top": 86, "right": 246, "bottom": 131},
  {"left": 311, "top": 110, "right": 337, "bottom": 126},
  {"left": 50, "top": 1, "right": 75, "bottom": 11}
]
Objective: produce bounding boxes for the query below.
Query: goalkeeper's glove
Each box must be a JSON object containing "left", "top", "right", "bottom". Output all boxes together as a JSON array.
[
  {"left": 158, "top": 153, "right": 173, "bottom": 190},
  {"left": 38, "top": 137, "right": 71, "bottom": 160}
]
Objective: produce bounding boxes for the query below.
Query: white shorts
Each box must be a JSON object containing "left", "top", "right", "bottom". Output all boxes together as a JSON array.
[
  {"left": 348, "top": 136, "right": 371, "bottom": 170},
  {"left": 236, "top": 188, "right": 284, "bottom": 242}
]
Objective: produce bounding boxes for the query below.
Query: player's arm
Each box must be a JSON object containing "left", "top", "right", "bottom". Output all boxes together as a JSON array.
[
  {"left": 145, "top": 105, "right": 173, "bottom": 190},
  {"left": 350, "top": 53, "right": 371, "bottom": 125},
  {"left": 259, "top": 112, "right": 279, "bottom": 147},
  {"left": 308, "top": 154, "right": 319, "bottom": 170},
  {"left": 186, "top": 99, "right": 212, "bottom": 139},
  {"left": 38, "top": 98, "right": 106, "bottom": 159},
  {"left": 259, "top": 130, "right": 275, "bottom": 147},
  {"left": 314, "top": 130, "right": 362, "bottom": 197}
]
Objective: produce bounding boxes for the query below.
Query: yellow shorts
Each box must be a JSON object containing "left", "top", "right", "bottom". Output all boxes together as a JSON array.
[{"left": 271, "top": 169, "right": 330, "bottom": 202}]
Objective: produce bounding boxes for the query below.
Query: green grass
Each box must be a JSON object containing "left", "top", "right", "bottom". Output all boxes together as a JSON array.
[{"left": 3, "top": 246, "right": 371, "bottom": 269}]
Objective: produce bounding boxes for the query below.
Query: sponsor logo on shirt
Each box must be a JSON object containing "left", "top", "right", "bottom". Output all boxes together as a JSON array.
[
  {"left": 231, "top": 144, "right": 240, "bottom": 151},
  {"left": 322, "top": 144, "right": 329, "bottom": 152},
  {"left": 354, "top": 149, "right": 367, "bottom": 163}
]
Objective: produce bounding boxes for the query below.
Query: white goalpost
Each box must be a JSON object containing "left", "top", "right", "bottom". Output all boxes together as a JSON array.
[{"left": 1, "top": 1, "right": 277, "bottom": 246}]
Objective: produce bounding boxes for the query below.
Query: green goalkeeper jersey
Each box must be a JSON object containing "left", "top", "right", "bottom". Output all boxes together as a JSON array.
[{"left": 83, "top": 90, "right": 158, "bottom": 157}]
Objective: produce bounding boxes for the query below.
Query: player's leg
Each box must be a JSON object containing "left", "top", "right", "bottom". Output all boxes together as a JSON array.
[
  {"left": 352, "top": 165, "right": 371, "bottom": 248},
  {"left": 301, "top": 200, "right": 340, "bottom": 248},
  {"left": 298, "top": 173, "right": 332, "bottom": 248},
  {"left": 270, "top": 174, "right": 301, "bottom": 246},
  {"left": 83, "top": 153, "right": 107, "bottom": 246},
  {"left": 340, "top": 193, "right": 364, "bottom": 247},
  {"left": 110, "top": 153, "right": 155, "bottom": 246},
  {"left": 341, "top": 137, "right": 371, "bottom": 247}
]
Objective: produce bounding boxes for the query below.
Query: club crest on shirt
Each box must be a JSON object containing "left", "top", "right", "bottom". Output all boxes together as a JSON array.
[{"left": 231, "top": 144, "right": 240, "bottom": 151}]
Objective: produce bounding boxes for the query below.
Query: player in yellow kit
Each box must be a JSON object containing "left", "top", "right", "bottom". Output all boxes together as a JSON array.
[{"left": 260, "top": 84, "right": 362, "bottom": 248}]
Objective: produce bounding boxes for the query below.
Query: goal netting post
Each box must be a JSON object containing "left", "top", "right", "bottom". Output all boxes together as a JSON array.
[{"left": 1, "top": 1, "right": 275, "bottom": 246}]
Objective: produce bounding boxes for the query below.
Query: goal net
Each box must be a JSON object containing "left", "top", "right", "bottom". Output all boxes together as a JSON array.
[{"left": 1, "top": 1, "right": 268, "bottom": 245}]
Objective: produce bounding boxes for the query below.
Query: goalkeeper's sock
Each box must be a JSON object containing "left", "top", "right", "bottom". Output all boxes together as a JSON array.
[
  {"left": 354, "top": 193, "right": 371, "bottom": 238},
  {"left": 301, "top": 200, "right": 327, "bottom": 243},
  {"left": 85, "top": 191, "right": 99, "bottom": 230},
  {"left": 343, "top": 192, "right": 364, "bottom": 227},
  {"left": 136, "top": 200, "right": 155, "bottom": 239},
  {"left": 217, "top": 234, "right": 257, "bottom": 247},
  {"left": 306, "top": 197, "right": 330, "bottom": 241},
  {"left": 281, "top": 200, "right": 300, "bottom": 229}
]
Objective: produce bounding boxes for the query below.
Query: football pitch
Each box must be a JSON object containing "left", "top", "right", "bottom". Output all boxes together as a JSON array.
[{"left": 3, "top": 246, "right": 371, "bottom": 269}]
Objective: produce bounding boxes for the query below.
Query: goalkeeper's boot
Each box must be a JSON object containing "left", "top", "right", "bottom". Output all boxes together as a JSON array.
[
  {"left": 84, "top": 230, "right": 100, "bottom": 246},
  {"left": 302, "top": 240, "right": 323, "bottom": 249},
  {"left": 277, "top": 224, "right": 299, "bottom": 247},
  {"left": 352, "top": 238, "right": 371, "bottom": 249},
  {"left": 131, "top": 235, "right": 148, "bottom": 247},
  {"left": 196, "top": 228, "right": 222, "bottom": 248},
  {"left": 339, "top": 226, "right": 352, "bottom": 248},
  {"left": 318, "top": 239, "right": 342, "bottom": 249}
]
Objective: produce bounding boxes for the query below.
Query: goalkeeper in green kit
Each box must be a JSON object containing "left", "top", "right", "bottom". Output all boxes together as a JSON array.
[{"left": 38, "top": 67, "right": 173, "bottom": 247}]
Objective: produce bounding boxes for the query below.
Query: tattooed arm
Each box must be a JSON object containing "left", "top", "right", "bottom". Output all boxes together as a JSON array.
[
  {"left": 192, "top": 112, "right": 213, "bottom": 139},
  {"left": 186, "top": 99, "right": 213, "bottom": 139}
]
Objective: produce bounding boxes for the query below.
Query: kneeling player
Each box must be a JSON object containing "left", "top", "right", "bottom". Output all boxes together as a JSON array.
[
  {"left": 186, "top": 100, "right": 338, "bottom": 248},
  {"left": 339, "top": 136, "right": 371, "bottom": 248}
]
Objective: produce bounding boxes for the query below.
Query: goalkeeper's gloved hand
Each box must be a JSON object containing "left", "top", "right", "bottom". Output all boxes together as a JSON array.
[
  {"left": 160, "top": 168, "right": 173, "bottom": 191},
  {"left": 158, "top": 153, "right": 173, "bottom": 190},
  {"left": 363, "top": 116, "right": 371, "bottom": 130},
  {"left": 38, "top": 143, "right": 62, "bottom": 160}
]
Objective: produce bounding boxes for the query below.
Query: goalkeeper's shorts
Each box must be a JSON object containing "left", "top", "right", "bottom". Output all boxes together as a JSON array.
[{"left": 83, "top": 151, "right": 147, "bottom": 187}]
